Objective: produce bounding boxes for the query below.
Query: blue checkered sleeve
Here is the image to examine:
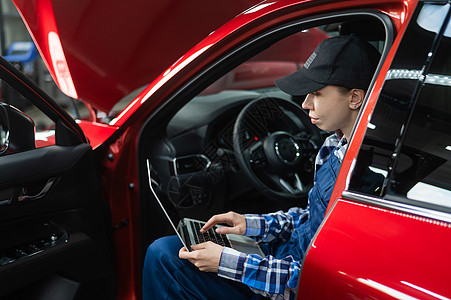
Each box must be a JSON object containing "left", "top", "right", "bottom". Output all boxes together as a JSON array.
[
  {"left": 218, "top": 247, "right": 300, "bottom": 300},
  {"left": 244, "top": 207, "right": 309, "bottom": 243}
]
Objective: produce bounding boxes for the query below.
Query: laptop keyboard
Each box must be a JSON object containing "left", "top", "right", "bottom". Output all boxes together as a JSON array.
[{"left": 191, "top": 221, "right": 231, "bottom": 248}]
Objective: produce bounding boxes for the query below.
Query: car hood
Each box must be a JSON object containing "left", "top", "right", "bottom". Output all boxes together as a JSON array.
[{"left": 13, "top": 0, "right": 261, "bottom": 113}]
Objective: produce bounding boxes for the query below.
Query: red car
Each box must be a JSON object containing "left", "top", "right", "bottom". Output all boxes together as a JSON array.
[{"left": 1, "top": 0, "right": 450, "bottom": 299}]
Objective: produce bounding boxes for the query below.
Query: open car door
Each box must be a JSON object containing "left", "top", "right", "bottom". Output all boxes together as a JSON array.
[{"left": 0, "top": 56, "right": 115, "bottom": 299}]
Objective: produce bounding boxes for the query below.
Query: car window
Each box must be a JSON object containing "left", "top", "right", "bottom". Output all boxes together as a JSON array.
[
  {"left": 348, "top": 2, "right": 451, "bottom": 210},
  {"left": 395, "top": 20, "right": 451, "bottom": 207},
  {"left": 0, "top": 80, "right": 56, "bottom": 148}
]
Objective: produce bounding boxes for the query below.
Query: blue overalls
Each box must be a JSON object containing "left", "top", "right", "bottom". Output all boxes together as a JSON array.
[{"left": 264, "top": 149, "right": 341, "bottom": 262}]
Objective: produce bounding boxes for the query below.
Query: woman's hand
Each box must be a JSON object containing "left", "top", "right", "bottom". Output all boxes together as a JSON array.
[
  {"left": 179, "top": 211, "right": 245, "bottom": 273},
  {"left": 179, "top": 242, "right": 223, "bottom": 273},
  {"left": 201, "top": 211, "right": 246, "bottom": 235}
]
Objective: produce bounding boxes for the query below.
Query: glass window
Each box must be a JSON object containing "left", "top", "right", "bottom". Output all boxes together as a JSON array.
[
  {"left": 0, "top": 80, "right": 56, "bottom": 148},
  {"left": 392, "top": 41, "right": 451, "bottom": 206},
  {"left": 349, "top": 3, "right": 451, "bottom": 210}
]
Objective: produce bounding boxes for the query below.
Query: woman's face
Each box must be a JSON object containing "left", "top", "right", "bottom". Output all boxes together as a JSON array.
[{"left": 301, "top": 85, "right": 359, "bottom": 138}]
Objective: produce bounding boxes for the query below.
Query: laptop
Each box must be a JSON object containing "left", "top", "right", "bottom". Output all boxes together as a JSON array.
[{"left": 146, "top": 159, "right": 265, "bottom": 256}]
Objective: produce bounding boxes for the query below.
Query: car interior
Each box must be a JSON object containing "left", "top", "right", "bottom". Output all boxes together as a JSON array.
[{"left": 137, "top": 12, "right": 392, "bottom": 254}]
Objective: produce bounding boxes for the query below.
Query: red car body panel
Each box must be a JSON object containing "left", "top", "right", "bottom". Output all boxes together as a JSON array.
[
  {"left": 300, "top": 199, "right": 451, "bottom": 299},
  {"left": 76, "top": 120, "right": 118, "bottom": 150}
]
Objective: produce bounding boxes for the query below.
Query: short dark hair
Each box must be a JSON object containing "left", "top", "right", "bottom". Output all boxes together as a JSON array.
[{"left": 336, "top": 86, "right": 352, "bottom": 95}]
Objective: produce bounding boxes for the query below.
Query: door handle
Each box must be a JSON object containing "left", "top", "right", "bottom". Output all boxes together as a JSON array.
[
  {"left": 0, "top": 187, "right": 15, "bottom": 205},
  {"left": 18, "top": 177, "right": 57, "bottom": 202}
]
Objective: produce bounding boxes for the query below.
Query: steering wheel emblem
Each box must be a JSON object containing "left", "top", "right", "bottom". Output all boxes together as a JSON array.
[{"left": 275, "top": 137, "right": 300, "bottom": 163}]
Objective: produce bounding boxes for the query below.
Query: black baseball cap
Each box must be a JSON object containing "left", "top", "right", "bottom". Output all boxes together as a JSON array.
[{"left": 275, "top": 35, "right": 381, "bottom": 96}]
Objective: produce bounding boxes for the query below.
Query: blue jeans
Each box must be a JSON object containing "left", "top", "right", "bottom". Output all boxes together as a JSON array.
[{"left": 142, "top": 235, "right": 267, "bottom": 300}]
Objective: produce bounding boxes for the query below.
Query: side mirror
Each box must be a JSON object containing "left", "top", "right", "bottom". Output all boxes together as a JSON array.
[{"left": 0, "top": 103, "right": 35, "bottom": 155}]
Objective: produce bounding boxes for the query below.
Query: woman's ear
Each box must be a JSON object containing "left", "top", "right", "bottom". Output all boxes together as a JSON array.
[{"left": 349, "top": 89, "right": 365, "bottom": 110}]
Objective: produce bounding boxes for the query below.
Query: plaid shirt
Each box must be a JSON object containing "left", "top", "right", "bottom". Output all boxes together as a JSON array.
[
  {"left": 218, "top": 133, "right": 348, "bottom": 300},
  {"left": 315, "top": 133, "right": 347, "bottom": 175}
]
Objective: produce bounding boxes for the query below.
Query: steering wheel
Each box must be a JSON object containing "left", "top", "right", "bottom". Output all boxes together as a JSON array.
[{"left": 233, "top": 95, "right": 323, "bottom": 202}]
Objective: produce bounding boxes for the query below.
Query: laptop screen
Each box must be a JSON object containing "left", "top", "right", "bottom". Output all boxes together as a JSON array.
[{"left": 146, "top": 159, "right": 189, "bottom": 250}]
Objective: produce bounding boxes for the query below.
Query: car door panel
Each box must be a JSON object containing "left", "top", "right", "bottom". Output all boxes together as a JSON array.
[
  {"left": 0, "top": 143, "right": 115, "bottom": 299},
  {"left": 1, "top": 144, "right": 90, "bottom": 192},
  {"left": 299, "top": 198, "right": 451, "bottom": 299}
]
